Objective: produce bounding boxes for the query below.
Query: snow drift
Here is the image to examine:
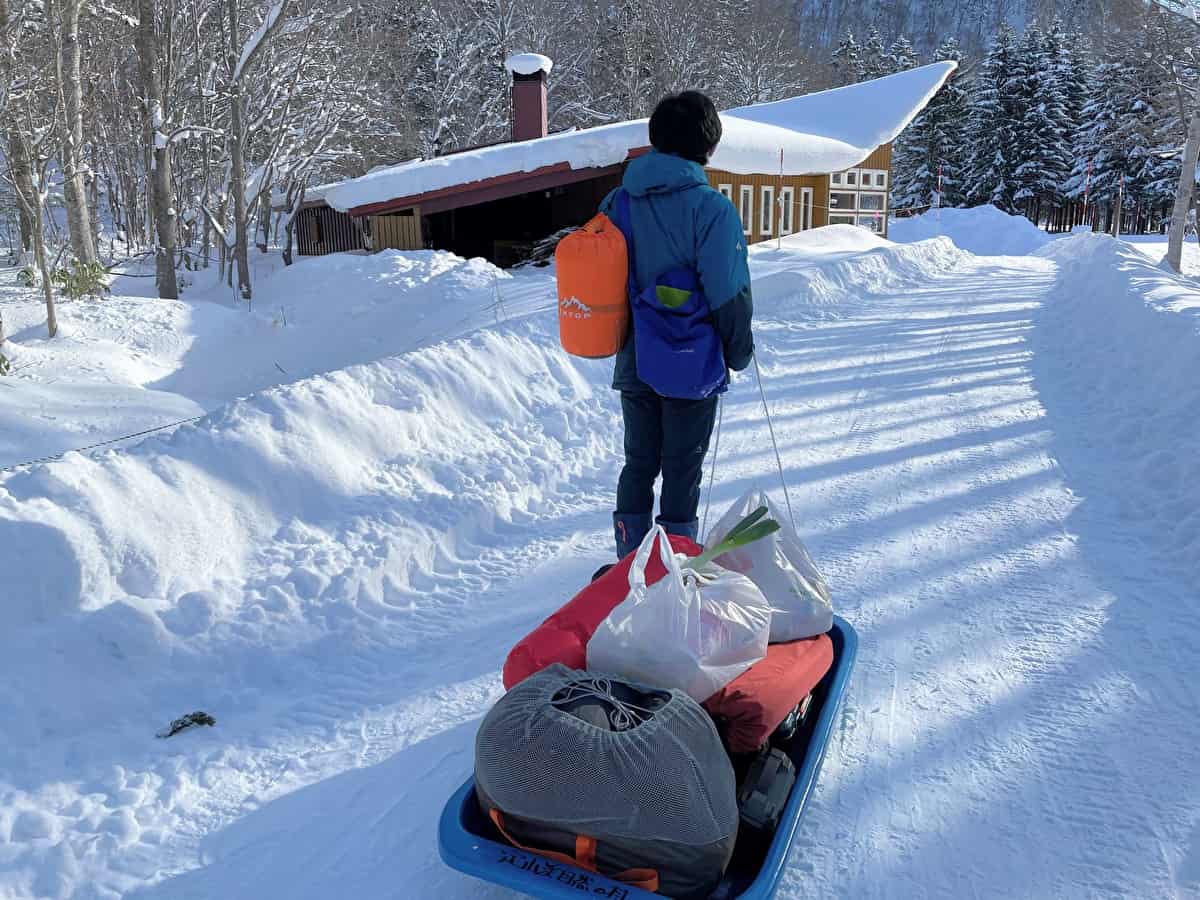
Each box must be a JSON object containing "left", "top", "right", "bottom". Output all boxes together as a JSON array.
[
  {"left": 0, "top": 250, "right": 536, "bottom": 468},
  {"left": 1033, "top": 233, "right": 1200, "bottom": 587},
  {"left": 750, "top": 228, "right": 970, "bottom": 310},
  {"left": 0, "top": 327, "right": 614, "bottom": 632},
  {"left": 890, "top": 205, "right": 1057, "bottom": 257}
]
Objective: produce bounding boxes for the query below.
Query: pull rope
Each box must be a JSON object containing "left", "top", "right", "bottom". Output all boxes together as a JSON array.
[
  {"left": 700, "top": 393, "right": 724, "bottom": 540},
  {"left": 552, "top": 677, "right": 660, "bottom": 731},
  {"left": 753, "top": 352, "right": 796, "bottom": 531}
]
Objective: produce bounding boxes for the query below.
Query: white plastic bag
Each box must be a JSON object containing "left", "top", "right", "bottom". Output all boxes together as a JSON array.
[
  {"left": 707, "top": 489, "right": 833, "bottom": 642},
  {"left": 586, "top": 526, "right": 770, "bottom": 701}
]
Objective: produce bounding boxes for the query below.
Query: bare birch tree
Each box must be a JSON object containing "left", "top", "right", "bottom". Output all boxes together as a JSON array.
[
  {"left": 1, "top": 0, "right": 59, "bottom": 336},
  {"left": 49, "top": 0, "right": 98, "bottom": 264},
  {"left": 135, "top": 0, "right": 180, "bottom": 297},
  {"left": 1152, "top": 0, "right": 1200, "bottom": 272}
]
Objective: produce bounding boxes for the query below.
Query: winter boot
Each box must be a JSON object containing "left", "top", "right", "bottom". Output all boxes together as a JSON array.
[
  {"left": 613, "top": 511, "right": 652, "bottom": 559},
  {"left": 655, "top": 516, "right": 700, "bottom": 546}
]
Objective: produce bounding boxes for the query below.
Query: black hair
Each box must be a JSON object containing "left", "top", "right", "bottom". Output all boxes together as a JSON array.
[{"left": 648, "top": 91, "right": 722, "bottom": 166}]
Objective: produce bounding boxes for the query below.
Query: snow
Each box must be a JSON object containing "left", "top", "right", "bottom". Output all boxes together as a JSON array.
[
  {"left": 504, "top": 52, "right": 552, "bottom": 76},
  {"left": 323, "top": 62, "right": 957, "bottom": 213},
  {"left": 233, "top": 0, "right": 286, "bottom": 83},
  {"left": 889, "top": 204, "right": 1057, "bottom": 256},
  {"left": 1122, "top": 232, "right": 1200, "bottom": 275},
  {"left": 2, "top": 223, "right": 1200, "bottom": 899},
  {"left": 892, "top": 205, "right": 1200, "bottom": 273},
  {"left": 0, "top": 249, "right": 541, "bottom": 469}
]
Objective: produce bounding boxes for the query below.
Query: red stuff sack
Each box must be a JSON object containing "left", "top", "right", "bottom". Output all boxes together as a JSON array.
[{"left": 702, "top": 635, "right": 834, "bottom": 754}]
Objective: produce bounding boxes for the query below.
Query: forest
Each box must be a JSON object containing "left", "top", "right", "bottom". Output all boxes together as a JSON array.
[{"left": 1, "top": 0, "right": 1198, "bottom": 311}]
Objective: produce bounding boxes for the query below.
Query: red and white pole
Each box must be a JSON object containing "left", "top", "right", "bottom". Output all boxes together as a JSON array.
[
  {"left": 1083, "top": 158, "right": 1092, "bottom": 229},
  {"left": 936, "top": 162, "right": 943, "bottom": 226}
]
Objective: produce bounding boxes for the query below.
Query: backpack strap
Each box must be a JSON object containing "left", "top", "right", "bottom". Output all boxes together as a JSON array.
[{"left": 610, "top": 188, "right": 640, "bottom": 298}]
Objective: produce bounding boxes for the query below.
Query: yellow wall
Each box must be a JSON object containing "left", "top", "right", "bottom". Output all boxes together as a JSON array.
[{"left": 705, "top": 142, "right": 891, "bottom": 241}]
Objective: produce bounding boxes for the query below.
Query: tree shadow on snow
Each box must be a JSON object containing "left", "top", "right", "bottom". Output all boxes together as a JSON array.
[{"left": 128, "top": 718, "right": 512, "bottom": 900}]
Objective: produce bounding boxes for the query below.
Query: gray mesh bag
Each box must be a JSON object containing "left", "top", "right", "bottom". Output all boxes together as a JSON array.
[{"left": 475, "top": 664, "right": 739, "bottom": 899}]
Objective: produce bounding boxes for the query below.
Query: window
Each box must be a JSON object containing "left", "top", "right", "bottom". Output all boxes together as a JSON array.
[
  {"left": 859, "top": 169, "right": 887, "bottom": 189},
  {"left": 760, "top": 185, "right": 775, "bottom": 236},
  {"left": 846, "top": 171, "right": 858, "bottom": 186},
  {"left": 799, "top": 187, "right": 813, "bottom": 230},
  {"left": 779, "top": 186, "right": 795, "bottom": 234},
  {"left": 858, "top": 193, "right": 886, "bottom": 212},
  {"left": 857, "top": 214, "right": 885, "bottom": 234},
  {"left": 829, "top": 215, "right": 856, "bottom": 226},
  {"left": 718, "top": 183, "right": 733, "bottom": 203},
  {"left": 829, "top": 192, "right": 857, "bottom": 211},
  {"left": 831, "top": 173, "right": 843, "bottom": 185},
  {"left": 739, "top": 185, "right": 753, "bottom": 235}
]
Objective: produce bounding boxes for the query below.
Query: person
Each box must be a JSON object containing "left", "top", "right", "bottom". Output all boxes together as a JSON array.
[{"left": 601, "top": 91, "right": 755, "bottom": 559}]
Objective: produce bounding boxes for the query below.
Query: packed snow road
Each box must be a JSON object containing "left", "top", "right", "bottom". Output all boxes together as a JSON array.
[{"left": 1, "top": 229, "right": 1197, "bottom": 899}]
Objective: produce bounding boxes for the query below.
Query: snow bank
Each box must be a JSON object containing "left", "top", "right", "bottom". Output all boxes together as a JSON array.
[
  {"left": 324, "top": 63, "right": 956, "bottom": 213},
  {"left": 1034, "top": 233, "right": 1200, "bottom": 585},
  {"left": 756, "top": 223, "right": 891, "bottom": 255},
  {"left": 890, "top": 205, "right": 1057, "bottom": 257},
  {"left": 0, "top": 250, "right": 543, "bottom": 468},
  {"left": 0, "top": 326, "right": 611, "bottom": 631},
  {"left": 750, "top": 231, "right": 970, "bottom": 310}
]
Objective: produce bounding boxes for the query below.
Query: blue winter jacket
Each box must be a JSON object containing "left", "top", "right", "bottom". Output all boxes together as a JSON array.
[{"left": 600, "top": 150, "right": 755, "bottom": 392}]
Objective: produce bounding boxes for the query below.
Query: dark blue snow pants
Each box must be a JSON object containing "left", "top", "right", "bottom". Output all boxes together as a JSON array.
[{"left": 613, "top": 389, "right": 719, "bottom": 557}]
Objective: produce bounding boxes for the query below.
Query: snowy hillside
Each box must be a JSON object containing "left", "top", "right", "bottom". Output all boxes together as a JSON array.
[{"left": 2, "top": 223, "right": 1199, "bottom": 899}]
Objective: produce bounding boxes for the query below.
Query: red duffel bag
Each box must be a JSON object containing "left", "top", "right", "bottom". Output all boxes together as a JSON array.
[{"left": 502, "top": 534, "right": 702, "bottom": 690}]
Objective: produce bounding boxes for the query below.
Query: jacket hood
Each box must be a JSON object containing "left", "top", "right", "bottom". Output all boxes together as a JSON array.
[{"left": 622, "top": 150, "right": 709, "bottom": 198}]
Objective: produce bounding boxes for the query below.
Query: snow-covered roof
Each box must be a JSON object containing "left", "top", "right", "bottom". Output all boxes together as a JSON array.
[
  {"left": 505, "top": 53, "right": 553, "bottom": 76},
  {"left": 323, "top": 62, "right": 956, "bottom": 214}
]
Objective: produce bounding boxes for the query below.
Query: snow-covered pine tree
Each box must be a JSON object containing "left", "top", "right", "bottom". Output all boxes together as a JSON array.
[
  {"left": 887, "top": 35, "right": 919, "bottom": 75},
  {"left": 1066, "top": 48, "right": 1137, "bottom": 229},
  {"left": 892, "top": 36, "right": 974, "bottom": 212},
  {"left": 891, "top": 37, "right": 968, "bottom": 212},
  {"left": 831, "top": 29, "right": 861, "bottom": 86},
  {"left": 859, "top": 26, "right": 887, "bottom": 81},
  {"left": 1112, "top": 21, "right": 1183, "bottom": 232},
  {"left": 965, "top": 22, "right": 1022, "bottom": 211},
  {"left": 1038, "top": 20, "right": 1084, "bottom": 228},
  {"left": 1013, "top": 24, "right": 1068, "bottom": 223}
]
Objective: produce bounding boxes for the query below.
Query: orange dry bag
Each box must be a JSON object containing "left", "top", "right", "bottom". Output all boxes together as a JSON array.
[{"left": 555, "top": 211, "right": 630, "bottom": 359}]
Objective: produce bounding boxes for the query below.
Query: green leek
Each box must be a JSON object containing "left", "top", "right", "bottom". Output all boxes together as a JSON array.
[{"left": 683, "top": 506, "right": 780, "bottom": 572}]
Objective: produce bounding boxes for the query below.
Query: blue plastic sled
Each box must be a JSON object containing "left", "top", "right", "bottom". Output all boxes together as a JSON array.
[{"left": 438, "top": 615, "right": 858, "bottom": 899}]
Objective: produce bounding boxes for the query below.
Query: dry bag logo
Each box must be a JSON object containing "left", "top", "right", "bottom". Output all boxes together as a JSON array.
[{"left": 560, "top": 296, "right": 593, "bottom": 320}]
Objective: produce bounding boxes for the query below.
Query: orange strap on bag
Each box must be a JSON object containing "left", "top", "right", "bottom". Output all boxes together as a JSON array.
[
  {"left": 489, "top": 808, "right": 660, "bottom": 893},
  {"left": 555, "top": 212, "right": 630, "bottom": 359}
]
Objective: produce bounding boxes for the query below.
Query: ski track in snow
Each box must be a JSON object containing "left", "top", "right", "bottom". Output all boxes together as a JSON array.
[{"left": 2, "top": 231, "right": 1199, "bottom": 899}]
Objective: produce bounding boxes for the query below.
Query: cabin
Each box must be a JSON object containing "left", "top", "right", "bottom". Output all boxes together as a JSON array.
[{"left": 293, "top": 56, "right": 955, "bottom": 264}]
